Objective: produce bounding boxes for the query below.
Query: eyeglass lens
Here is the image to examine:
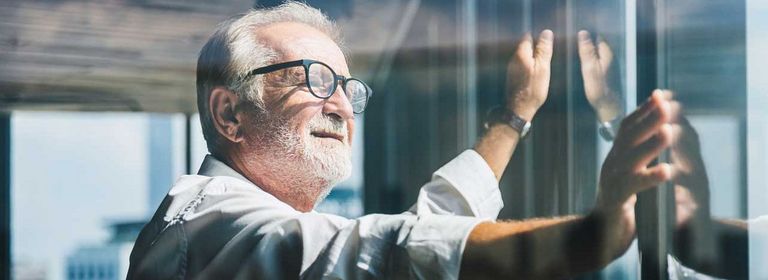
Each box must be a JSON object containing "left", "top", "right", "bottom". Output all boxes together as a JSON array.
[
  {"left": 345, "top": 79, "right": 368, "bottom": 113},
  {"left": 307, "top": 62, "right": 369, "bottom": 113},
  {"left": 307, "top": 63, "right": 335, "bottom": 98}
]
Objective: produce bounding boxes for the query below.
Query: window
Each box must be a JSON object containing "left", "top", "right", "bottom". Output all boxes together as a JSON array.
[{"left": 1, "top": 0, "right": 765, "bottom": 279}]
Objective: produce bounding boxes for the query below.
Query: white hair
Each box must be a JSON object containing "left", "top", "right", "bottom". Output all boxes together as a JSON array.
[{"left": 196, "top": 1, "right": 343, "bottom": 153}]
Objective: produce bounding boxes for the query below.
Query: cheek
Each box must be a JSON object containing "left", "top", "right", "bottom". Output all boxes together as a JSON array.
[{"left": 295, "top": 110, "right": 321, "bottom": 135}]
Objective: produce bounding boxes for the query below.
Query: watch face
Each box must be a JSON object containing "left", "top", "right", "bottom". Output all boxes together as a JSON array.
[
  {"left": 521, "top": 122, "right": 532, "bottom": 137},
  {"left": 599, "top": 126, "right": 615, "bottom": 141}
]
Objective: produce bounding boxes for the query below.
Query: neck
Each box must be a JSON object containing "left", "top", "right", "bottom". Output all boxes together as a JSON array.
[{"left": 218, "top": 147, "right": 329, "bottom": 212}]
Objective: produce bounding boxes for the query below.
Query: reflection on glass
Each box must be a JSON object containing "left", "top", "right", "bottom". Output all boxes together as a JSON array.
[
  {"left": 666, "top": 115, "right": 748, "bottom": 279},
  {"left": 2, "top": 0, "right": 765, "bottom": 279}
]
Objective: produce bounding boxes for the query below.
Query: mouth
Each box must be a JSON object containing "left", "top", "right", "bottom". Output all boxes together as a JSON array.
[{"left": 310, "top": 131, "right": 345, "bottom": 143}]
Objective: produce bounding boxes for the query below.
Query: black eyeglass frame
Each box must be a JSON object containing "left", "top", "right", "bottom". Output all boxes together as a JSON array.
[{"left": 242, "top": 59, "right": 373, "bottom": 114}]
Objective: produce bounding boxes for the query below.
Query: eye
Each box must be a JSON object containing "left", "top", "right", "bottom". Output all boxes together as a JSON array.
[
  {"left": 308, "top": 74, "right": 324, "bottom": 85},
  {"left": 269, "top": 68, "right": 305, "bottom": 87}
]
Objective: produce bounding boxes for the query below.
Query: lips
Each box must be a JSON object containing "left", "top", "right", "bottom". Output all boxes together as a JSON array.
[{"left": 311, "top": 131, "right": 345, "bottom": 142}]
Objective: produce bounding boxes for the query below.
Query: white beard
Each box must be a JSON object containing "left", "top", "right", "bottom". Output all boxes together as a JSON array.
[{"left": 248, "top": 109, "right": 352, "bottom": 206}]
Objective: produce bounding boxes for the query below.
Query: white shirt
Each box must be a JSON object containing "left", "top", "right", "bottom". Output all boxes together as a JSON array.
[{"left": 127, "top": 150, "right": 501, "bottom": 279}]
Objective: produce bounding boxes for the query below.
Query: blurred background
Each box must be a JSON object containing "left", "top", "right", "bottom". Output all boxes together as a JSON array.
[{"left": 1, "top": 0, "right": 766, "bottom": 279}]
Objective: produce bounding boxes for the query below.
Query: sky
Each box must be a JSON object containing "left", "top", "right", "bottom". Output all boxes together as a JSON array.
[{"left": 12, "top": 112, "right": 154, "bottom": 280}]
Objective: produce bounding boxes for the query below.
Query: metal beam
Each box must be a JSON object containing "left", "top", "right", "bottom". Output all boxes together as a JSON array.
[
  {"left": 0, "top": 113, "right": 10, "bottom": 280},
  {"left": 185, "top": 114, "right": 192, "bottom": 175},
  {"left": 635, "top": 0, "right": 674, "bottom": 279}
]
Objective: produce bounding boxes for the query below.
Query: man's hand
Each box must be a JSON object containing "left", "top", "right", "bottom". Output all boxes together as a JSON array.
[
  {"left": 577, "top": 30, "right": 623, "bottom": 122},
  {"left": 593, "top": 90, "right": 679, "bottom": 249},
  {"left": 474, "top": 30, "right": 554, "bottom": 181},
  {"left": 671, "top": 115, "right": 710, "bottom": 227},
  {"left": 506, "top": 30, "right": 554, "bottom": 121},
  {"left": 462, "top": 90, "right": 682, "bottom": 279},
  {"left": 666, "top": 101, "right": 749, "bottom": 279}
]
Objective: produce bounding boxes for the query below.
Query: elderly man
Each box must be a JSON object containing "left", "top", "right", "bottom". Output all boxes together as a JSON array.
[{"left": 128, "top": 2, "right": 679, "bottom": 279}]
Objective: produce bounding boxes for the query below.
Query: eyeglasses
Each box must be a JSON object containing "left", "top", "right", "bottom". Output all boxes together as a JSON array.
[{"left": 243, "top": 59, "right": 373, "bottom": 114}]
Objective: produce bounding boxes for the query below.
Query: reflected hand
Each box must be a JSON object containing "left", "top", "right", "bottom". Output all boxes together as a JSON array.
[
  {"left": 593, "top": 90, "right": 679, "bottom": 246},
  {"left": 670, "top": 115, "right": 711, "bottom": 228},
  {"left": 577, "top": 30, "right": 623, "bottom": 122},
  {"left": 506, "top": 30, "right": 554, "bottom": 121}
]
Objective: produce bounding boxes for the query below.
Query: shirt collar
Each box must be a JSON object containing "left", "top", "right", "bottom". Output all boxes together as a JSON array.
[
  {"left": 197, "top": 154, "right": 253, "bottom": 185},
  {"left": 196, "top": 154, "right": 319, "bottom": 213}
]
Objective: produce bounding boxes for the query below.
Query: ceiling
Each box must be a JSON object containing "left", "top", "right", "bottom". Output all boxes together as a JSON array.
[{"left": 0, "top": 0, "right": 460, "bottom": 114}]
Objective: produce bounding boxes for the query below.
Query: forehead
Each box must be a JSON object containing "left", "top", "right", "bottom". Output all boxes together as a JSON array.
[{"left": 256, "top": 22, "right": 348, "bottom": 74}]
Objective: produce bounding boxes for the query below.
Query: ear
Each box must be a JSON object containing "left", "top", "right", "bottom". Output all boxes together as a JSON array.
[{"left": 209, "top": 87, "right": 246, "bottom": 144}]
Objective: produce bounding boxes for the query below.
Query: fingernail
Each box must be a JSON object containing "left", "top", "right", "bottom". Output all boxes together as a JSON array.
[
  {"left": 652, "top": 89, "right": 662, "bottom": 98},
  {"left": 578, "top": 30, "right": 589, "bottom": 40},
  {"left": 541, "top": 29, "right": 554, "bottom": 40}
]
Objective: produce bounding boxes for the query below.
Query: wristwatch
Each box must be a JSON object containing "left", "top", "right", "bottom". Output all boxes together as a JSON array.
[
  {"left": 598, "top": 116, "right": 622, "bottom": 141},
  {"left": 483, "top": 106, "right": 532, "bottom": 138}
]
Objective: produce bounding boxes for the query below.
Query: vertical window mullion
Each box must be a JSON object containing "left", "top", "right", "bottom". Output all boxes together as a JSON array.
[
  {"left": 635, "top": 0, "right": 675, "bottom": 279},
  {"left": 0, "top": 113, "right": 9, "bottom": 280}
]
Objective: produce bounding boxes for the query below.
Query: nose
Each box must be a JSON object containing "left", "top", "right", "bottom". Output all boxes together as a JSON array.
[{"left": 322, "top": 83, "right": 354, "bottom": 120}]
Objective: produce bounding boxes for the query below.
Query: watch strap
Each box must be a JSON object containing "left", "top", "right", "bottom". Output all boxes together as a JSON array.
[{"left": 484, "top": 106, "right": 532, "bottom": 138}]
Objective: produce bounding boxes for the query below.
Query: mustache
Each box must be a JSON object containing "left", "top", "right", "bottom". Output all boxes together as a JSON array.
[{"left": 307, "top": 114, "right": 347, "bottom": 135}]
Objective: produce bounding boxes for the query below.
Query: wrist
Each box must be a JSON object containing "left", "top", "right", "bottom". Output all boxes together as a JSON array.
[
  {"left": 506, "top": 89, "right": 544, "bottom": 121},
  {"left": 597, "top": 108, "right": 621, "bottom": 123},
  {"left": 589, "top": 207, "right": 636, "bottom": 255},
  {"left": 506, "top": 102, "right": 539, "bottom": 121},
  {"left": 591, "top": 93, "right": 623, "bottom": 122}
]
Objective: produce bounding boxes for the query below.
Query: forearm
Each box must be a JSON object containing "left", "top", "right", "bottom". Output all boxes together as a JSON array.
[
  {"left": 460, "top": 213, "right": 631, "bottom": 279},
  {"left": 674, "top": 217, "right": 748, "bottom": 279},
  {"left": 473, "top": 123, "right": 522, "bottom": 181}
]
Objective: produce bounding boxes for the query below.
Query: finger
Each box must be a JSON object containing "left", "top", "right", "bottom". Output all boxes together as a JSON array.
[
  {"left": 619, "top": 91, "right": 671, "bottom": 144},
  {"left": 674, "top": 185, "right": 692, "bottom": 201},
  {"left": 627, "top": 123, "right": 676, "bottom": 170},
  {"left": 577, "top": 30, "right": 598, "bottom": 62},
  {"left": 535, "top": 29, "right": 554, "bottom": 64},
  {"left": 620, "top": 89, "right": 664, "bottom": 130},
  {"left": 658, "top": 89, "right": 675, "bottom": 100},
  {"left": 617, "top": 106, "right": 661, "bottom": 148},
  {"left": 624, "top": 101, "right": 671, "bottom": 148},
  {"left": 666, "top": 122, "right": 684, "bottom": 147},
  {"left": 668, "top": 100, "right": 681, "bottom": 123},
  {"left": 633, "top": 163, "right": 675, "bottom": 193},
  {"left": 597, "top": 35, "right": 613, "bottom": 71},
  {"left": 516, "top": 32, "right": 534, "bottom": 61}
]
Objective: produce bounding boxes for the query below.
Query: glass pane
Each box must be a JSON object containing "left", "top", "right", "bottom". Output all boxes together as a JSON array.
[
  {"left": 658, "top": 0, "right": 760, "bottom": 278},
  {"left": 11, "top": 113, "right": 186, "bottom": 279},
  {"left": 747, "top": 0, "right": 768, "bottom": 279},
  {"left": 3, "top": 0, "right": 765, "bottom": 279}
]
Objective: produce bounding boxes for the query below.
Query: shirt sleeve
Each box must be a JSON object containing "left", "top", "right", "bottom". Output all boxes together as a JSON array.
[
  {"left": 410, "top": 149, "right": 502, "bottom": 219},
  {"left": 189, "top": 209, "right": 484, "bottom": 279},
  {"left": 296, "top": 150, "right": 498, "bottom": 278},
  {"left": 296, "top": 213, "right": 484, "bottom": 280}
]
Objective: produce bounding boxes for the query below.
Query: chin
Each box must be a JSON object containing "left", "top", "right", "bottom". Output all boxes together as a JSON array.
[
  {"left": 307, "top": 161, "right": 350, "bottom": 207},
  {"left": 309, "top": 149, "right": 352, "bottom": 184}
]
